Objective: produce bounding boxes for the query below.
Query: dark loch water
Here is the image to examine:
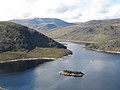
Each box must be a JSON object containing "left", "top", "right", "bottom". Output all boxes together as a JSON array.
[{"left": 0, "top": 42, "right": 120, "bottom": 90}]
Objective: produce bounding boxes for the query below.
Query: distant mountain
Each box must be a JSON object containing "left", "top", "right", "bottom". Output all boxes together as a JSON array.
[
  {"left": 47, "top": 18, "right": 120, "bottom": 52},
  {"left": 0, "top": 22, "right": 72, "bottom": 61},
  {"left": 83, "top": 18, "right": 120, "bottom": 26},
  {"left": 10, "top": 17, "right": 74, "bottom": 32}
]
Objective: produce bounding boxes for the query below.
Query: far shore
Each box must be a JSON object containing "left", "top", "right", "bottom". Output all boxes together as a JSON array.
[
  {"left": 55, "top": 39, "right": 96, "bottom": 44},
  {"left": 56, "top": 39, "right": 120, "bottom": 54},
  {"left": 86, "top": 48, "right": 120, "bottom": 54}
]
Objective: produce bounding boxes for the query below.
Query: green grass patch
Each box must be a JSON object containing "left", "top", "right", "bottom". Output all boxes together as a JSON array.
[{"left": 0, "top": 48, "right": 72, "bottom": 61}]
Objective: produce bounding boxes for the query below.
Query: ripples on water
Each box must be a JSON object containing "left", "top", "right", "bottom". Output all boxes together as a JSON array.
[{"left": 0, "top": 42, "right": 120, "bottom": 90}]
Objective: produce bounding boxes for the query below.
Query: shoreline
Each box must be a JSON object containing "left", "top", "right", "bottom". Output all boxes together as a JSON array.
[
  {"left": 0, "top": 57, "right": 56, "bottom": 64},
  {"left": 56, "top": 39, "right": 120, "bottom": 54},
  {"left": 55, "top": 39, "right": 96, "bottom": 44},
  {"left": 0, "top": 48, "right": 72, "bottom": 63},
  {"left": 86, "top": 48, "right": 120, "bottom": 54},
  {"left": 0, "top": 41, "right": 118, "bottom": 64}
]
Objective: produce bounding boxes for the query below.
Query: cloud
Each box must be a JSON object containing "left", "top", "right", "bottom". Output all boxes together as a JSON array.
[
  {"left": 77, "top": 0, "right": 120, "bottom": 22},
  {"left": 51, "top": 4, "right": 69, "bottom": 13},
  {"left": 78, "top": 0, "right": 112, "bottom": 22},
  {"left": 0, "top": 0, "right": 32, "bottom": 20},
  {"left": 107, "top": 4, "right": 120, "bottom": 18},
  {"left": 25, "top": 0, "right": 39, "bottom": 4},
  {"left": 0, "top": 0, "right": 120, "bottom": 22}
]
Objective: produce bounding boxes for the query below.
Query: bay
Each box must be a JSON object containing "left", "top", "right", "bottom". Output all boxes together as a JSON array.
[{"left": 0, "top": 42, "right": 120, "bottom": 90}]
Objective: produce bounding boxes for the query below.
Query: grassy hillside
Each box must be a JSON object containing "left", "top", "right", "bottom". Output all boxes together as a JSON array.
[
  {"left": 86, "top": 39, "right": 120, "bottom": 52},
  {"left": 0, "top": 22, "right": 72, "bottom": 61},
  {"left": 0, "top": 48, "right": 72, "bottom": 61},
  {"left": 47, "top": 24, "right": 120, "bottom": 42},
  {"left": 47, "top": 18, "right": 120, "bottom": 52}
]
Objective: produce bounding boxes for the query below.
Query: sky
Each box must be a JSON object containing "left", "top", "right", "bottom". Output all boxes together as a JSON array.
[{"left": 0, "top": 0, "right": 120, "bottom": 22}]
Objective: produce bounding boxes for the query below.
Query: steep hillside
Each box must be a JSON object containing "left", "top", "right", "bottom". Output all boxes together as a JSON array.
[
  {"left": 0, "top": 22, "right": 72, "bottom": 61},
  {"left": 47, "top": 18, "right": 120, "bottom": 52},
  {"left": 10, "top": 17, "right": 74, "bottom": 32}
]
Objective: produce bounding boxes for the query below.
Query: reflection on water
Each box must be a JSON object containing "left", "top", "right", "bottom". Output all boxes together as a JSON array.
[
  {"left": 0, "top": 42, "right": 120, "bottom": 90},
  {"left": 0, "top": 59, "right": 52, "bottom": 73}
]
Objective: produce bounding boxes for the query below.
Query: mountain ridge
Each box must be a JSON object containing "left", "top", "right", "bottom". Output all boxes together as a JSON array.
[{"left": 10, "top": 17, "right": 74, "bottom": 32}]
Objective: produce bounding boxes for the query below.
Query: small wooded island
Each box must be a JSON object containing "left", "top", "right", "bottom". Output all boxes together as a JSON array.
[{"left": 59, "top": 70, "right": 84, "bottom": 77}]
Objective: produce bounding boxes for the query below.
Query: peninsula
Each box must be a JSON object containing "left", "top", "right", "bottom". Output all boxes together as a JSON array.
[{"left": 0, "top": 22, "right": 72, "bottom": 62}]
